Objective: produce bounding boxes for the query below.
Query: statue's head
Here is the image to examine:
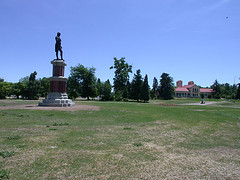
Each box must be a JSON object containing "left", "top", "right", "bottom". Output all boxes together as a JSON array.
[{"left": 57, "top": 32, "right": 61, "bottom": 36}]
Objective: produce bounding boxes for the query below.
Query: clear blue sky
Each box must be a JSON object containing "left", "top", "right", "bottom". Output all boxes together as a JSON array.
[{"left": 0, "top": 0, "right": 239, "bottom": 87}]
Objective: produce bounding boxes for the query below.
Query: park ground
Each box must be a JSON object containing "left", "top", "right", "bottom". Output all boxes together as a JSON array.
[{"left": 0, "top": 99, "right": 239, "bottom": 179}]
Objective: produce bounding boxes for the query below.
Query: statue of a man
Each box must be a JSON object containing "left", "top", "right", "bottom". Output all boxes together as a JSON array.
[{"left": 55, "top": 32, "right": 63, "bottom": 60}]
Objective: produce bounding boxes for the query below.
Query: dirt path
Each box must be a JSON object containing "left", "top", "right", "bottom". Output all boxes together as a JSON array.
[
  {"left": 182, "top": 101, "right": 221, "bottom": 106},
  {"left": 0, "top": 104, "right": 100, "bottom": 111},
  {"left": 182, "top": 101, "right": 240, "bottom": 108}
]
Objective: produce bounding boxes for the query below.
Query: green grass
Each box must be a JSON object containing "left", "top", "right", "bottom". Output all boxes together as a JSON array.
[{"left": 0, "top": 99, "right": 239, "bottom": 179}]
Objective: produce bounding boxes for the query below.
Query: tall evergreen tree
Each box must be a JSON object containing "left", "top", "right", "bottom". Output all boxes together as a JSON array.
[
  {"left": 126, "top": 80, "right": 132, "bottom": 99},
  {"left": 140, "top": 74, "right": 150, "bottom": 102},
  {"left": 211, "top": 79, "right": 221, "bottom": 98},
  {"left": 102, "top": 80, "right": 112, "bottom": 101},
  {"left": 159, "top": 72, "right": 174, "bottom": 100},
  {"left": 151, "top": 77, "right": 158, "bottom": 99},
  {"left": 96, "top": 78, "right": 103, "bottom": 97},
  {"left": 236, "top": 83, "right": 240, "bottom": 100},
  {"left": 131, "top": 69, "right": 143, "bottom": 101},
  {"left": 110, "top": 57, "right": 132, "bottom": 100}
]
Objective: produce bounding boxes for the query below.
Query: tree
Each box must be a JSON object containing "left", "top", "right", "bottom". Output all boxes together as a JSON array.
[
  {"left": 151, "top": 77, "right": 158, "bottom": 99},
  {"left": 159, "top": 73, "right": 174, "bottom": 100},
  {"left": 12, "top": 82, "right": 22, "bottom": 99},
  {"left": 126, "top": 80, "right": 132, "bottom": 99},
  {"left": 26, "top": 71, "right": 40, "bottom": 100},
  {"left": 235, "top": 83, "right": 240, "bottom": 99},
  {"left": 39, "top": 77, "right": 50, "bottom": 98},
  {"left": 95, "top": 78, "right": 112, "bottom": 101},
  {"left": 68, "top": 64, "right": 97, "bottom": 100},
  {"left": 131, "top": 69, "right": 143, "bottom": 101},
  {"left": 67, "top": 76, "right": 79, "bottom": 100},
  {"left": 140, "top": 74, "right": 150, "bottom": 102},
  {"left": 110, "top": 57, "right": 132, "bottom": 100},
  {"left": 0, "top": 82, "right": 13, "bottom": 99},
  {"left": 96, "top": 78, "right": 103, "bottom": 97},
  {"left": 102, "top": 80, "right": 112, "bottom": 101},
  {"left": 18, "top": 76, "right": 29, "bottom": 99},
  {"left": 17, "top": 72, "right": 40, "bottom": 100},
  {"left": 211, "top": 79, "right": 221, "bottom": 98}
]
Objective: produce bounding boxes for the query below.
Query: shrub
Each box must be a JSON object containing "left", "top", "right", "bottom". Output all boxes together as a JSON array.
[
  {"left": 7, "top": 135, "right": 21, "bottom": 140},
  {"left": 0, "top": 151, "right": 15, "bottom": 158},
  {"left": 53, "top": 122, "right": 69, "bottom": 126},
  {"left": 0, "top": 169, "right": 9, "bottom": 179}
]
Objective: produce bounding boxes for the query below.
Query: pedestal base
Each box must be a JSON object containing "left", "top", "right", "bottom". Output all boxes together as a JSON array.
[{"left": 39, "top": 92, "right": 75, "bottom": 107}]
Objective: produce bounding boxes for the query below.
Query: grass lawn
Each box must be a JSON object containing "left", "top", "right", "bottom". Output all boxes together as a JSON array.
[{"left": 0, "top": 99, "right": 239, "bottom": 179}]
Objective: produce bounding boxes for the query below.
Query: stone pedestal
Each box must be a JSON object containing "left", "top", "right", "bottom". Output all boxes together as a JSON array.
[{"left": 39, "top": 59, "right": 75, "bottom": 107}]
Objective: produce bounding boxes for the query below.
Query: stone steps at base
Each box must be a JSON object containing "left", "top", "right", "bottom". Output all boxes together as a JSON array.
[{"left": 38, "top": 99, "right": 75, "bottom": 107}]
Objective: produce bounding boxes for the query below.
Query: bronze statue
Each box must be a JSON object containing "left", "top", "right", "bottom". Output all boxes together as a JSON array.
[{"left": 55, "top": 32, "right": 63, "bottom": 60}]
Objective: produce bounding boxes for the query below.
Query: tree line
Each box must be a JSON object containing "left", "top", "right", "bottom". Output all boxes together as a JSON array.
[
  {"left": 0, "top": 57, "right": 239, "bottom": 101},
  {"left": 0, "top": 72, "right": 49, "bottom": 100},
  {"left": 210, "top": 79, "right": 240, "bottom": 99}
]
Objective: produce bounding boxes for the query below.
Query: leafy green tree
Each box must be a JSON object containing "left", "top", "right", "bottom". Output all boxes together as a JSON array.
[
  {"left": 39, "top": 77, "right": 50, "bottom": 98},
  {"left": 220, "top": 83, "right": 233, "bottom": 98},
  {"left": 159, "top": 73, "right": 174, "bottom": 100},
  {"left": 68, "top": 64, "right": 97, "bottom": 100},
  {"left": 0, "top": 82, "right": 13, "bottom": 99},
  {"left": 0, "top": 78, "right": 4, "bottom": 82},
  {"left": 110, "top": 57, "right": 132, "bottom": 100},
  {"left": 140, "top": 74, "right": 150, "bottom": 102},
  {"left": 18, "top": 77, "right": 29, "bottom": 99},
  {"left": 67, "top": 76, "right": 79, "bottom": 100},
  {"left": 214, "top": 92, "right": 221, "bottom": 99},
  {"left": 12, "top": 82, "right": 22, "bottom": 99},
  {"left": 16, "top": 72, "right": 39, "bottom": 100},
  {"left": 223, "top": 83, "right": 231, "bottom": 96},
  {"left": 151, "top": 77, "right": 158, "bottom": 99},
  {"left": 131, "top": 69, "right": 143, "bottom": 101},
  {"left": 19, "top": 76, "right": 29, "bottom": 84},
  {"left": 26, "top": 71, "right": 40, "bottom": 100}
]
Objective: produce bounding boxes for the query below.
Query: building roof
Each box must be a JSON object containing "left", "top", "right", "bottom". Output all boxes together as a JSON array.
[
  {"left": 175, "top": 87, "right": 189, "bottom": 92},
  {"left": 200, "top": 88, "right": 213, "bottom": 93},
  {"left": 175, "top": 84, "right": 195, "bottom": 92}
]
